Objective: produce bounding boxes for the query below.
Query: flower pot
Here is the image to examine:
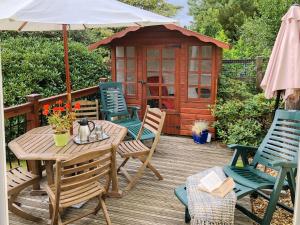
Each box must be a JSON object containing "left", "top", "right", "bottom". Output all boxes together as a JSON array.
[
  {"left": 53, "top": 132, "right": 69, "bottom": 147},
  {"left": 192, "top": 130, "right": 208, "bottom": 144}
]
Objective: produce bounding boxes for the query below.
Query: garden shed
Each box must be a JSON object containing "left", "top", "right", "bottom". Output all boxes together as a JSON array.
[{"left": 90, "top": 24, "right": 230, "bottom": 135}]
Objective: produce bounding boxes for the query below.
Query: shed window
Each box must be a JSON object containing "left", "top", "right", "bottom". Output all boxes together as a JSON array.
[
  {"left": 188, "top": 46, "right": 213, "bottom": 99},
  {"left": 115, "top": 46, "right": 136, "bottom": 96}
]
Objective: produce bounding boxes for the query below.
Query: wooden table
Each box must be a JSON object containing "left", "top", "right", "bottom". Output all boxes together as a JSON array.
[{"left": 8, "top": 120, "right": 127, "bottom": 197}]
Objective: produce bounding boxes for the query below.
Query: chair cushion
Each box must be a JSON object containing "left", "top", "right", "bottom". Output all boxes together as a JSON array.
[
  {"left": 224, "top": 165, "right": 278, "bottom": 190},
  {"left": 117, "top": 140, "right": 150, "bottom": 157}
]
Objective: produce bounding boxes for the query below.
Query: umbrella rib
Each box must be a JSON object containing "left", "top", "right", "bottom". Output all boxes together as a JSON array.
[{"left": 17, "top": 22, "right": 28, "bottom": 32}]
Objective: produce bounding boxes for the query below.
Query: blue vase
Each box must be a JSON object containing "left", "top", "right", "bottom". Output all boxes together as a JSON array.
[
  {"left": 199, "top": 130, "right": 208, "bottom": 144},
  {"left": 192, "top": 133, "right": 201, "bottom": 144}
]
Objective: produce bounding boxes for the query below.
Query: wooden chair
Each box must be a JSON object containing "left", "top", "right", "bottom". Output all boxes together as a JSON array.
[
  {"left": 174, "top": 109, "right": 299, "bottom": 225},
  {"left": 7, "top": 167, "right": 42, "bottom": 222},
  {"left": 45, "top": 145, "right": 114, "bottom": 225},
  {"left": 117, "top": 106, "right": 166, "bottom": 191},
  {"left": 99, "top": 82, "right": 155, "bottom": 140},
  {"left": 73, "top": 99, "right": 99, "bottom": 120}
]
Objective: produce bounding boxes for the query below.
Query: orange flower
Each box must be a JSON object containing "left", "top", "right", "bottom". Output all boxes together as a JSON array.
[
  {"left": 53, "top": 107, "right": 65, "bottom": 112},
  {"left": 42, "top": 110, "right": 49, "bottom": 116},
  {"left": 56, "top": 99, "right": 63, "bottom": 105},
  {"left": 65, "top": 103, "right": 71, "bottom": 110},
  {"left": 43, "top": 104, "right": 50, "bottom": 110},
  {"left": 74, "top": 102, "right": 81, "bottom": 110}
]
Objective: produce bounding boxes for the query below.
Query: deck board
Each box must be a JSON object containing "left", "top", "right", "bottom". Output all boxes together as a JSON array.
[{"left": 9, "top": 135, "right": 252, "bottom": 225}]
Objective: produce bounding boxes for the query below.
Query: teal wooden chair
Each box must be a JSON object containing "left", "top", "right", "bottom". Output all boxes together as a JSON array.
[
  {"left": 99, "top": 82, "right": 154, "bottom": 140},
  {"left": 175, "top": 109, "right": 299, "bottom": 225}
]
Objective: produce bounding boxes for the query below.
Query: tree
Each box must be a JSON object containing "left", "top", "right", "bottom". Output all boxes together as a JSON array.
[{"left": 120, "top": 0, "right": 180, "bottom": 17}]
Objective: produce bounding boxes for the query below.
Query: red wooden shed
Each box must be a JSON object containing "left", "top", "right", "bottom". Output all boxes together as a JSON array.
[{"left": 90, "top": 24, "right": 230, "bottom": 136}]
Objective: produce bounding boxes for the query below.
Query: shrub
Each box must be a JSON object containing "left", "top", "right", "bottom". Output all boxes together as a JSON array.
[
  {"left": 1, "top": 36, "right": 109, "bottom": 106},
  {"left": 213, "top": 76, "right": 274, "bottom": 146}
]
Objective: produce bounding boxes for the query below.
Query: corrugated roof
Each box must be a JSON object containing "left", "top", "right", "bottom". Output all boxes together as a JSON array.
[{"left": 88, "top": 24, "right": 230, "bottom": 50}]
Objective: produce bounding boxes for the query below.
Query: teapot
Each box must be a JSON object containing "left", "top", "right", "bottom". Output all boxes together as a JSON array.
[{"left": 77, "top": 118, "right": 95, "bottom": 142}]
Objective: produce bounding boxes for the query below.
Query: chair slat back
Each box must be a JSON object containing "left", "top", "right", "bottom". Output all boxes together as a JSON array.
[
  {"left": 73, "top": 99, "right": 99, "bottom": 120},
  {"left": 253, "top": 110, "right": 300, "bottom": 170},
  {"left": 137, "top": 106, "right": 166, "bottom": 150},
  {"left": 55, "top": 144, "right": 113, "bottom": 192},
  {"left": 99, "top": 82, "right": 129, "bottom": 118}
]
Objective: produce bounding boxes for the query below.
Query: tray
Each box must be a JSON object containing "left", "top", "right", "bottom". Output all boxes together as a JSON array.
[{"left": 73, "top": 132, "right": 110, "bottom": 145}]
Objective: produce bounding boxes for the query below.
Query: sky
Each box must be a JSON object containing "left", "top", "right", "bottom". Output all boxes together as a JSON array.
[{"left": 166, "top": 0, "right": 193, "bottom": 27}]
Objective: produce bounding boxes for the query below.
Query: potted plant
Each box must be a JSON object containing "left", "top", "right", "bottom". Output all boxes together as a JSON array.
[
  {"left": 192, "top": 121, "right": 209, "bottom": 144},
  {"left": 42, "top": 100, "right": 81, "bottom": 147}
]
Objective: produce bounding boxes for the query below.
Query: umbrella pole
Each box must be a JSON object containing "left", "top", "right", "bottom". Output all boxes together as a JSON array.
[{"left": 63, "top": 24, "right": 73, "bottom": 135}]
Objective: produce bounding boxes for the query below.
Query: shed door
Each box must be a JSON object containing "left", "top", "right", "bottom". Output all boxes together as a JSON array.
[{"left": 141, "top": 46, "right": 180, "bottom": 134}]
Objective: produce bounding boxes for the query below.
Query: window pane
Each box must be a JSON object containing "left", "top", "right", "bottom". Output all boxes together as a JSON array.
[
  {"left": 147, "top": 48, "right": 159, "bottom": 57},
  {"left": 201, "top": 60, "right": 212, "bottom": 72},
  {"left": 189, "top": 60, "right": 199, "bottom": 71},
  {"left": 189, "top": 46, "right": 199, "bottom": 58},
  {"left": 147, "top": 59, "right": 159, "bottom": 71},
  {"left": 202, "top": 46, "right": 212, "bottom": 58},
  {"left": 201, "top": 74, "right": 211, "bottom": 86},
  {"left": 116, "top": 59, "right": 124, "bottom": 71},
  {"left": 147, "top": 72, "right": 159, "bottom": 83},
  {"left": 147, "top": 99, "right": 159, "bottom": 108},
  {"left": 188, "top": 86, "right": 198, "bottom": 98},
  {"left": 126, "top": 46, "right": 135, "bottom": 57},
  {"left": 116, "top": 46, "right": 124, "bottom": 57},
  {"left": 162, "top": 72, "right": 175, "bottom": 84},
  {"left": 116, "top": 70, "right": 125, "bottom": 82},
  {"left": 127, "top": 72, "right": 135, "bottom": 82},
  {"left": 161, "top": 99, "right": 175, "bottom": 109},
  {"left": 147, "top": 86, "right": 159, "bottom": 97},
  {"left": 162, "top": 48, "right": 175, "bottom": 58},
  {"left": 127, "top": 59, "right": 135, "bottom": 71},
  {"left": 127, "top": 83, "right": 136, "bottom": 95},
  {"left": 200, "top": 88, "right": 211, "bottom": 98},
  {"left": 188, "top": 73, "right": 198, "bottom": 85},
  {"left": 163, "top": 59, "right": 175, "bottom": 71},
  {"left": 161, "top": 86, "right": 174, "bottom": 96}
]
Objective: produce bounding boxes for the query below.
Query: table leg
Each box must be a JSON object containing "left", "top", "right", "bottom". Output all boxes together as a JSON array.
[
  {"left": 107, "top": 145, "right": 122, "bottom": 198},
  {"left": 45, "top": 161, "right": 55, "bottom": 185},
  {"left": 27, "top": 160, "right": 46, "bottom": 196}
]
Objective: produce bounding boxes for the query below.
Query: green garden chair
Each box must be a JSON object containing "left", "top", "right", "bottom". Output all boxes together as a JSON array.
[
  {"left": 175, "top": 109, "right": 299, "bottom": 225},
  {"left": 99, "top": 82, "right": 154, "bottom": 140}
]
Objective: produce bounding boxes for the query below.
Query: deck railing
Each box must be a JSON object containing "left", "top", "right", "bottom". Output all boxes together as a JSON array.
[{"left": 4, "top": 85, "right": 99, "bottom": 168}]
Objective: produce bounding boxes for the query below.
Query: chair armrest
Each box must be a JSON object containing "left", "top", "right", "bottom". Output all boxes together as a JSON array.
[
  {"left": 268, "top": 160, "right": 297, "bottom": 168},
  {"left": 228, "top": 144, "right": 258, "bottom": 153},
  {"left": 128, "top": 106, "right": 140, "bottom": 111}
]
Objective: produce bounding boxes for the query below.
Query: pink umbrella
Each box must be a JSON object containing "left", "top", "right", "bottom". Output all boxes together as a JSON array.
[{"left": 261, "top": 4, "right": 300, "bottom": 101}]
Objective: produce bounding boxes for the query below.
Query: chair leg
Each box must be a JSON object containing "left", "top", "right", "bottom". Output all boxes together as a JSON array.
[
  {"left": 117, "top": 158, "right": 129, "bottom": 173},
  {"left": 185, "top": 207, "right": 191, "bottom": 223},
  {"left": 8, "top": 194, "right": 42, "bottom": 222},
  {"left": 99, "top": 196, "right": 112, "bottom": 225},
  {"left": 287, "top": 170, "right": 296, "bottom": 206},
  {"left": 139, "top": 158, "right": 163, "bottom": 180},
  {"left": 125, "top": 162, "right": 148, "bottom": 191},
  {"left": 261, "top": 169, "right": 287, "bottom": 225}
]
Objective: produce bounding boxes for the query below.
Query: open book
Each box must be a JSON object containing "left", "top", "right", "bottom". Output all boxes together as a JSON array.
[{"left": 198, "top": 171, "right": 235, "bottom": 198}]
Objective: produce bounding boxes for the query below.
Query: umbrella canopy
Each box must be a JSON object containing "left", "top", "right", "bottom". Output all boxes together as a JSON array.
[
  {"left": 0, "top": 0, "right": 177, "bottom": 30},
  {"left": 260, "top": 4, "right": 300, "bottom": 100}
]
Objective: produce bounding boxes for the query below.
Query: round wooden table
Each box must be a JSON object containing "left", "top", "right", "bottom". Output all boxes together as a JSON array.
[{"left": 8, "top": 120, "right": 127, "bottom": 197}]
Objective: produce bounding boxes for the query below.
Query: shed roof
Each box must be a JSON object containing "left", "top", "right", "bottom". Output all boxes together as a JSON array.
[{"left": 88, "top": 24, "right": 230, "bottom": 50}]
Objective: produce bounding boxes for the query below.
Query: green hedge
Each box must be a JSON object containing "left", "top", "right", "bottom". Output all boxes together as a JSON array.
[
  {"left": 1, "top": 35, "right": 109, "bottom": 106},
  {"left": 212, "top": 76, "right": 275, "bottom": 146}
]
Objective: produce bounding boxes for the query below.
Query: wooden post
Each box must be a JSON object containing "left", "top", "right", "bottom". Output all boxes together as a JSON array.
[
  {"left": 26, "top": 94, "right": 42, "bottom": 191},
  {"left": 255, "top": 56, "right": 264, "bottom": 92}
]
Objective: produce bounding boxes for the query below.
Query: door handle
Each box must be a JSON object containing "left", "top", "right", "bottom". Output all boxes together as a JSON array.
[{"left": 138, "top": 80, "right": 147, "bottom": 85}]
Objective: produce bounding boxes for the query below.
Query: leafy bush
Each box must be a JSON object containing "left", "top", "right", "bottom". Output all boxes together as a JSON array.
[
  {"left": 1, "top": 36, "right": 109, "bottom": 106},
  {"left": 213, "top": 76, "right": 274, "bottom": 146}
]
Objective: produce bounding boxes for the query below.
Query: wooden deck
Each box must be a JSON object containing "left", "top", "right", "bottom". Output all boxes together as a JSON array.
[{"left": 9, "top": 136, "right": 252, "bottom": 225}]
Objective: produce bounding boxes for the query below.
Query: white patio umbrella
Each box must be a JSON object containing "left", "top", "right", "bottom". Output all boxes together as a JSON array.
[{"left": 0, "top": 0, "right": 177, "bottom": 223}]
